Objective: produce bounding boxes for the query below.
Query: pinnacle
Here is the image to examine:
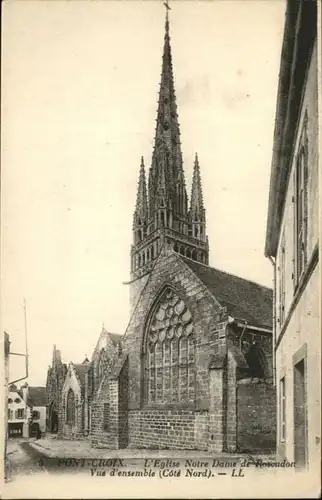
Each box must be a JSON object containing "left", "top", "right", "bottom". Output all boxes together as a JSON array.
[
  {"left": 190, "top": 153, "right": 205, "bottom": 214},
  {"left": 134, "top": 156, "right": 148, "bottom": 221}
]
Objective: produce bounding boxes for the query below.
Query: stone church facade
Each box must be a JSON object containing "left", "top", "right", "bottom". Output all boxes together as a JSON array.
[{"left": 46, "top": 11, "right": 275, "bottom": 453}]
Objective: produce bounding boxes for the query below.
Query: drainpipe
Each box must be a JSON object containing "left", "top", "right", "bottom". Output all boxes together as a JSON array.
[
  {"left": 239, "top": 321, "right": 248, "bottom": 351},
  {"left": 268, "top": 256, "right": 276, "bottom": 387},
  {"left": 9, "top": 299, "right": 29, "bottom": 385}
]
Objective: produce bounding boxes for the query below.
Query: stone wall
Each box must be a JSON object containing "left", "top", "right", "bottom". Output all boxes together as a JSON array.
[
  {"left": 118, "top": 358, "right": 129, "bottom": 448},
  {"left": 237, "top": 380, "right": 276, "bottom": 452},
  {"left": 128, "top": 410, "right": 197, "bottom": 450},
  {"left": 90, "top": 350, "right": 120, "bottom": 449}
]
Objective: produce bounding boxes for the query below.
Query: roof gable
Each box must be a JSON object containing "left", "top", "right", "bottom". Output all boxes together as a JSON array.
[{"left": 181, "top": 257, "right": 272, "bottom": 329}]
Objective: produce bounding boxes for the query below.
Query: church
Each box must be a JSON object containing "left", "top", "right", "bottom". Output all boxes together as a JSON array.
[{"left": 46, "top": 9, "right": 275, "bottom": 453}]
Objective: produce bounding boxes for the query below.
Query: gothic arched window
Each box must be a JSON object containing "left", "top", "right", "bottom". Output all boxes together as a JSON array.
[
  {"left": 66, "top": 389, "right": 75, "bottom": 425},
  {"left": 143, "top": 288, "right": 195, "bottom": 405}
]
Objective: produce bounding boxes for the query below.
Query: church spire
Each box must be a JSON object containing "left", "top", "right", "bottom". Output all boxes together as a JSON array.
[
  {"left": 148, "top": 6, "right": 187, "bottom": 222},
  {"left": 130, "top": 3, "right": 209, "bottom": 280}
]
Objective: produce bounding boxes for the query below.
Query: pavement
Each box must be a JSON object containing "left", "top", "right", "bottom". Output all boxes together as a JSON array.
[{"left": 28, "top": 435, "right": 275, "bottom": 460}]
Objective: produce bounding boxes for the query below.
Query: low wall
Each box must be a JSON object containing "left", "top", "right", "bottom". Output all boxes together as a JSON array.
[{"left": 237, "top": 379, "right": 276, "bottom": 452}]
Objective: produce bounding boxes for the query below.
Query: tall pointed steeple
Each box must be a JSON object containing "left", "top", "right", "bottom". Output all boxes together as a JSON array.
[
  {"left": 130, "top": 5, "right": 209, "bottom": 281},
  {"left": 148, "top": 9, "right": 188, "bottom": 227}
]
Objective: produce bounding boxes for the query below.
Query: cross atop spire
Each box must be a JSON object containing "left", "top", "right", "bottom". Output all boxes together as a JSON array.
[{"left": 163, "top": 0, "right": 171, "bottom": 12}]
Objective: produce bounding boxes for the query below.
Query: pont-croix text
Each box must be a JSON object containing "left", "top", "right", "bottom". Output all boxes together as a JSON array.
[{"left": 56, "top": 457, "right": 296, "bottom": 478}]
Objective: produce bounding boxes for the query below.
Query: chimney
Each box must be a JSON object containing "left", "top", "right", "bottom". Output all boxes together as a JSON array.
[{"left": 21, "top": 382, "right": 29, "bottom": 402}]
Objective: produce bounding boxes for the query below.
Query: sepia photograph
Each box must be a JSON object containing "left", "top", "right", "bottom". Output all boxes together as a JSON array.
[{"left": 1, "top": 0, "right": 321, "bottom": 498}]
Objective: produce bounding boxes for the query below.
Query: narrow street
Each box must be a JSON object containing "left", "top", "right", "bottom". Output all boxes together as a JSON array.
[{"left": 6, "top": 439, "right": 49, "bottom": 480}]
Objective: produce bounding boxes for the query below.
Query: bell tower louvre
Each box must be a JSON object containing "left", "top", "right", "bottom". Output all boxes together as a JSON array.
[{"left": 130, "top": 9, "right": 209, "bottom": 281}]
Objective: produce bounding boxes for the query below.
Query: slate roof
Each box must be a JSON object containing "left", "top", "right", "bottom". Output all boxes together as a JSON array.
[
  {"left": 13, "top": 389, "right": 33, "bottom": 408},
  {"left": 99, "top": 328, "right": 122, "bottom": 345},
  {"left": 181, "top": 257, "right": 273, "bottom": 329},
  {"left": 29, "top": 386, "right": 47, "bottom": 407},
  {"left": 73, "top": 364, "right": 88, "bottom": 387},
  {"left": 109, "top": 333, "right": 123, "bottom": 345}
]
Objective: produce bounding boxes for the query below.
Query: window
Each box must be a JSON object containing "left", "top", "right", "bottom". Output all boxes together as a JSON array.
[
  {"left": 14, "top": 398, "right": 21, "bottom": 403},
  {"left": 103, "top": 403, "right": 109, "bottom": 431},
  {"left": 279, "top": 234, "right": 286, "bottom": 325},
  {"left": 8, "top": 398, "right": 13, "bottom": 404},
  {"left": 143, "top": 288, "right": 195, "bottom": 405},
  {"left": 16, "top": 409, "right": 24, "bottom": 419},
  {"left": 8, "top": 409, "right": 13, "bottom": 420},
  {"left": 32, "top": 410, "right": 40, "bottom": 420},
  {"left": 280, "top": 377, "right": 286, "bottom": 442},
  {"left": 66, "top": 389, "right": 75, "bottom": 425}
]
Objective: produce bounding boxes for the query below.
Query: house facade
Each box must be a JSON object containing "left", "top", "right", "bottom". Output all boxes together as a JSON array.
[
  {"left": 265, "top": 0, "right": 320, "bottom": 468},
  {"left": 7, "top": 385, "right": 32, "bottom": 438}
]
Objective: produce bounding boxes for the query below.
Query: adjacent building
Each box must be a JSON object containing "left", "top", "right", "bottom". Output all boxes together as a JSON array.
[
  {"left": 47, "top": 9, "right": 276, "bottom": 453},
  {"left": 22, "top": 384, "right": 47, "bottom": 433},
  {"left": 265, "top": 0, "right": 320, "bottom": 468},
  {"left": 7, "top": 385, "right": 32, "bottom": 438}
]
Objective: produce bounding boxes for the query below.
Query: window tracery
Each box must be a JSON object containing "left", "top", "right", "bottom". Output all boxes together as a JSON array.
[{"left": 143, "top": 288, "right": 195, "bottom": 405}]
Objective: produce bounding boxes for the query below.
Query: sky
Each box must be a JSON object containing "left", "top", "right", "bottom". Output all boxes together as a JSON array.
[{"left": 1, "top": 0, "right": 286, "bottom": 386}]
